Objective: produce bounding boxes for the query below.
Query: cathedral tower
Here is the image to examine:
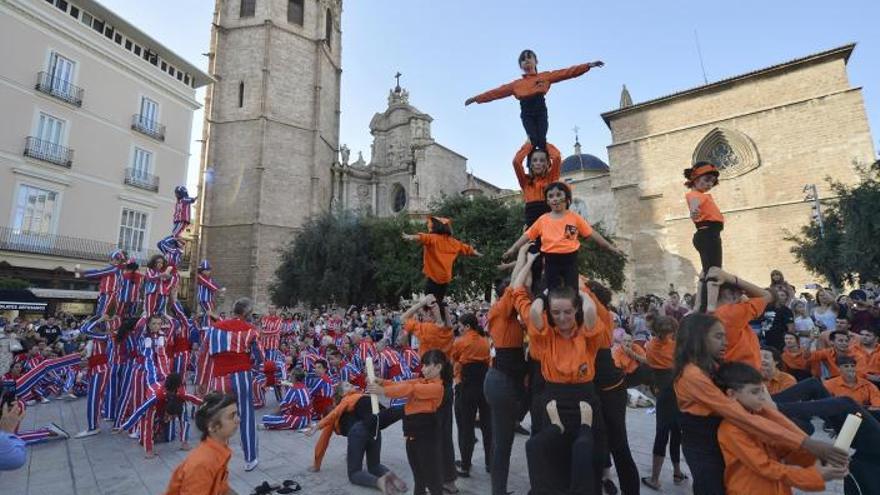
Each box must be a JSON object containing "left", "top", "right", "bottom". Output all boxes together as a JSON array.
[{"left": 198, "top": 0, "right": 342, "bottom": 308}]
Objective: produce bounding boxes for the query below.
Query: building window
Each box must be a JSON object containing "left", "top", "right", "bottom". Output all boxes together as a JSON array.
[
  {"left": 391, "top": 183, "right": 407, "bottom": 213},
  {"left": 48, "top": 51, "right": 75, "bottom": 94},
  {"left": 114, "top": 33, "right": 122, "bottom": 44},
  {"left": 36, "top": 112, "right": 65, "bottom": 146},
  {"left": 12, "top": 185, "right": 58, "bottom": 235},
  {"left": 69, "top": 6, "right": 79, "bottom": 18},
  {"left": 81, "top": 12, "right": 93, "bottom": 27},
  {"left": 288, "top": 0, "right": 304, "bottom": 25},
  {"left": 55, "top": 0, "right": 68, "bottom": 12},
  {"left": 240, "top": 0, "right": 256, "bottom": 18},
  {"left": 324, "top": 9, "right": 332, "bottom": 48},
  {"left": 118, "top": 209, "right": 148, "bottom": 255},
  {"left": 238, "top": 81, "right": 244, "bottom": 107},
  {"left": 104, "top": 26, "right": 114, "bottom": 39},
  {"left": 92, "top": 19, "right": 104, "bottom": 34},
  {"left": 125, "top": 39, "right": 132, "bottom": 50},
  {"left": 138, "top": 96, "right": 159, "bottom": 127},
  {"left": 692, "top": 127, "right": 761, "bottom": 179},
  {"left": 132, "top": 147, "right": 153, "bottom": 179}
]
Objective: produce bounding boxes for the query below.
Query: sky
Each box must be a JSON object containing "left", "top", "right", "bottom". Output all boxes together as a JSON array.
[{"left": 99, "top": 0, "right": 880, "bottom": 191}]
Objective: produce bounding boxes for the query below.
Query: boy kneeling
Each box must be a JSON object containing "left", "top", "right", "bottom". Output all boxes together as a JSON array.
[{"left": 714, "top": 362, "right": 847, "bottom": 494}]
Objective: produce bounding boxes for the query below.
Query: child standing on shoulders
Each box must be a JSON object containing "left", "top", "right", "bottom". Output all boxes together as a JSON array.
[
  {"left": 714, "top": 362, "right": 847, "bottom": 494},
  {"left": 504, "top": 181, "right": 622, "bottom": 290},
  {"left": 402, "top": 217, "right": 482, "bottom": 304},
  {"left": 684, "top": 162, "right": 723, "bottom": 311}
]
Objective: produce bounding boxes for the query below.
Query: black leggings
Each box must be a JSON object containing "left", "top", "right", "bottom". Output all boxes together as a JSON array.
[
  {"left": 651, "top": 371, "right": 681, "bottom": 464},
  {"left": 543, "top": 251, "right": 578, "bottom": 291},
  {"left": 692, "top": 223, "right": 723, "bottom": 274},
  {"left": 439, "top": 383, "right": 457, "bottom": 483},
  {"left": 598, "top": 384, "right": 640, "bottom": 495},
  {"left": 405, "top": 429, "right": 442, "bottom": 495},
  {"left": 680, "top": 413, "right": 724, "bottom": 495},
  {"left": 454, "top": 372, "right": 492, "bottom": 470},
  {"left": 520, "top": 95, "right": 548, "bottom": 151}
]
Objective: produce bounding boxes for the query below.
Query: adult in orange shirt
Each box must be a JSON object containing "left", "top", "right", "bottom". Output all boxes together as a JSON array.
[
  {"left": 504, "top": 182, "right": 622, "bottom": 290},
  {"left": 684, "top": 162, "right": 723, "bottom": 311},
  {"left": 804, "top": 330, "right": 863, "bottom": 378},
  {"left": 707, "top": 267, "right": 773, "bottom": 369},
  {"left": 714, "top": 362, "right": 845, "bottom": 495},
  {"left": 464, "top": 49, "right": 603, "bottom": 151},
  {"left": 164, "top": 392, "right": 237, "bottom": 495},
  {"left": 673, "top": 313, "right": 846, "bottom": 495},
  {"left": 511, "top": 250, "right": 607, "bottom": 495},
  {"left": 781, "top": 333, "right": 812, "bottom": 381},
  {"left": 450, "top": 313, "right": 492, "bottom": 477},
  {"left": 642, "top": 316, "right": 687, "bottom": 491},
  {"left": 402, "top": 217, "right": 482, "bottom": 304},
  {"left": 824, "top": 356, "right": 880, "bottom": 411},
  {"left": 367, "top": 350, "right": 448, "bottom": 495},
  {"left": 853, "top": 327, "right": 880, "bottom": 386},
  {"left": 760, "top": 346, "right": 797, "bottom": 396},
  {"left": 305, "top": 382, "right": 407, "bottom": 493}
]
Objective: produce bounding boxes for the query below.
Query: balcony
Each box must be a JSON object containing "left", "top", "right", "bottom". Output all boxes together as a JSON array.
[
  {"left": 35, "top": 71, "right": 84, "bottom": 107},
  {"left": 124, "top": 168, "right": 160, "bottom": 192},
  {"left": 131, "top": 114, "right": 165, "bottom": 141},
  {"left": 23, "top": 136, "right": 73, "bottom": 168},
  {"left": 0, "top": 226, "right": 159, "bottom": 266}
]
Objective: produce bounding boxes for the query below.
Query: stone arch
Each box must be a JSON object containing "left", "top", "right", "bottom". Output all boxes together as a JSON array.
[
  {"left": 390, "top": 183, "right": 407, "bottom": 213},
  {"left": 692, "top": 127, "right": 760, "bottom": 179}
]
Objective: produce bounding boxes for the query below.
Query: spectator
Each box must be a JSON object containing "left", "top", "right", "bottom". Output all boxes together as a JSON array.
[
  {"left": 0, "top": 402, "right": 27, "bottom": 474},
  {"left": 37, "top": 317, "right": 62, "bottom": 346},
  {"left": 663, "top": 291, "right": 689, "bottom": 322},
  {"left": 848, "top": 290, "right": 879, "bottom": 333},
  {"left": 761, "top": 289, "right": 794, "bottom": 350},
  {"left": 792, "top": 300, "right": 816, "bottom": 345},
  {"left": 811, "top": 288, "right": 838, "bottom": 332}
]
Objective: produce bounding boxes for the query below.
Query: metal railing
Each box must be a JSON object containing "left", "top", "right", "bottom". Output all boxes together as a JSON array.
[
  {"left": 35, "top": 71, "right": 84, "bottom": 107},
  {"left": 23, "top": 136, "right": 73, "bottom": 168},
  {"left": 0, "top": 226, "right": 159, "bottom": 265},
  {"left": 131, "top": 114, "right": 165, "bottom": 141},
  {"left": 124, "top": 168, "right": 160, "bottom": 192}
]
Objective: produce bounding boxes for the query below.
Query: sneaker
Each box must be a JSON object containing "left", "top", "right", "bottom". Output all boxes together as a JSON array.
[
  {"left": 128, "top": 431, "right": 139, "bottom": 439},
  {"left": 65, "top": 393, "right": 78, "bottom": 400},
  {"left": 74, "top": 429, "right": 99, "bottom": 439},
  {"left": 257, "top": 423, "right": 266, "bottom": 430},
  {"left": 40, "top": 397, "right": 51, "bottom": 404},
  {"left": 48, "top": 423, "right": 70, "bottom": 439},
  {"left": 25, "top": 400, "right": 37, "bottom": 406},
  {"left": 244, "top": 458, "right": 259, "bottom": 471}
]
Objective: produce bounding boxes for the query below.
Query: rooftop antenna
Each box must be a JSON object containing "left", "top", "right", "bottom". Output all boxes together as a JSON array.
[{"left": 694, "top": 29, "right": 709, "bottom": 84}]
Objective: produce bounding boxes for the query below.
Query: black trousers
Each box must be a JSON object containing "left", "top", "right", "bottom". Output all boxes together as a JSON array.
[
  {"left": 651, "top": 370, "right": 681, "bottom": 464},
  {"left": 543, "top": 251, "right": 578, "bottom": 291},
  {"left": 680, "top": 413, "right": 724, "bottom": 495},
  {"left": 455, "top": 380, "right": 492, "bottom": 470},
  {"left": 598, "top": 384, "right": 640, "bottom": 495},
  {"left": 439, "top": 382, "right": 457, "bottom": 483},
  {"left": 527, "top": 382, "right": 606, "bottom": 495},
  {"left": 425, "top": 279, "right": 448, "bottom": 304},
  {"left": 485, "top": 366, "right": 525, "bottom": 495},
  {"left": 520, "top": 95, "right": 548, "bottom": 151},
  {"left": 406, "top": 428, "right": 443, "bottom": 495},
  {"left": 692, "top": 223, "right": 723, "bottom": 274},
  {"left": 528, "top": 357, "right": 546, "bottom": 434}
]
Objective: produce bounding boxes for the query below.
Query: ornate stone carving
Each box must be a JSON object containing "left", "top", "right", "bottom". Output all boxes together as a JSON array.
[{"left": 693, "top": 127, "right": 760, "bottom": 179}]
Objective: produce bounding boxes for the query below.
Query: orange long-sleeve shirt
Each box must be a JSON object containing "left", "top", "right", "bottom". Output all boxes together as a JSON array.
[
  {"left": 765, "top": 370, "right": 797, "bottom": 395},
  {"left": 417, "top": 233, "right": 476, "bottom": 284},
  {"left": 487, "top": 288, "right": 524, "bottom": 349},
  {"left": 715, "top": 297, "right": 767, "bottom": 370},
  {"left": 383, "top": 377, "right": 444, "bottom": 416},
  {"left": 404, "top": 319, "right": 453, "bottom": 358},
  {"left": 781, "top": 348, "right": 809, "bottom": 373},
  {"left": 512, "top": 287, "right": 601, "bottom": 384},
  {"left": 806, "top": 348, "right": 860, "bottom": 378},
  {"left": 472, "top": 63, "right": 593, "bottom": 104},
  {"left": 718, "top": 420, "right": 824, "bottom": 495},
  {"left": 312, "top": 391, "right": 363, "bottom": 470},
  {"left": 646, "top": 336, "right": 675, "bottom": 370},
  {"left": 824, "top": 375, "right": 880, "bottom": 408},
  {"left": 686, "top": 190, "right": 724, "bottom": 224},
  {"left": 450, "top": 330, "right": 491, "bottom": 383},
  {"left": 851, "top": 345, "right": 880, "bottom": 377},
  {"left": 581, "top": 282, "right": 613, "bottom": 350},
  {"left": 512, "top": 142, "right": 562, "bottom": 203},
  {"left": 163, "top": 437, "right": 232, "bottom": 495},
  {"left": 612, "top": 344, "right": 645, "bottom": 374},
  {"left": 674, "top": 364, "right": 807, "bottom": 450}
]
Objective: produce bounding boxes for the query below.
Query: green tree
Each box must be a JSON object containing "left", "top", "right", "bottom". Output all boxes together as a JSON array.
[
  {"left": 788, "top": 160, "right": 880, "bottom": 287},
  {"left": 0, "top": 277, "right": 30, "bottom": 290}
]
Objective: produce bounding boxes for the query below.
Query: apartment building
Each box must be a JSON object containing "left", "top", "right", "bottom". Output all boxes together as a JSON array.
[{"left": 0, "top": 0, "right": 209, "bottom": 314}]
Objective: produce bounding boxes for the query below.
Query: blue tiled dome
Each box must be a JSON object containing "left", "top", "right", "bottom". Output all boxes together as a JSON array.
[{"left": 561, "top": 153, "right": 609, "bottom": 175}]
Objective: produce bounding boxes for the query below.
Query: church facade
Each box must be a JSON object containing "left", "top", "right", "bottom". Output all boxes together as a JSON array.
[{"left": 578, "top": 44, "right": 875, "bottom": 295}]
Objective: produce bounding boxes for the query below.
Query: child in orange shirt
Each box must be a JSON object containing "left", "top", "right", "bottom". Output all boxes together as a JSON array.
[
  {"left": 164, "top": 392, "right": 238, "bottom": 495},
  {"left": 512, "top": 141, "right": 562, "bottom": 226},
  {"left": 611, "top": 332, "right": 650, "bottom": 388},
  {"left": 465, "top": 49, "right": 603, "bottom": 151},
  {"left": 367, "top": 350, "right": 448, "bottom": 495},
  {"left": 781, "top": 333, "right": 812, "bottom": 381},
  {"left": 824, "top": 356, "right": 880, "bottom": 412},
  {"left": 714, "top": 362, "right": 846, "bottom": 495},
  {"left": 403, "top": 216, "right": 482, "bottom": 304},
  {"left": 684, "top": 162, "right": 724, "bottom": 311},
  {"left": 505, "top": 181, "right": 622, "bottom": 290}
]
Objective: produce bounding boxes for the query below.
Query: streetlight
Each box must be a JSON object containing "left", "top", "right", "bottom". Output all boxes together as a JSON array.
[{"left": 803, "top": 184, "right": 824, "bottom": 238}]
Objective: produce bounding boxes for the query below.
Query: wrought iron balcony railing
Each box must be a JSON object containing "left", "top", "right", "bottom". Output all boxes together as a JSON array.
[
  {"left": 35, "top": 71, "right": 84, "bottom": 107},
  {"left": 124, "top": 168, "right": 160, "bottom": 192},
  {"left": 23, "top": 136, "right": 73, "bottom": 168},
  {"left": 0, "top": 226, "right": 160, "bottom": 265},
  {"left": 131, "top": 114, "right": 165, "bottom": 141}
]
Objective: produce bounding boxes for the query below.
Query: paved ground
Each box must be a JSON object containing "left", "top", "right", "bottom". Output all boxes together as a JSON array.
[{"left": 2, "top": 392, "right": 844, "bottom": 495}]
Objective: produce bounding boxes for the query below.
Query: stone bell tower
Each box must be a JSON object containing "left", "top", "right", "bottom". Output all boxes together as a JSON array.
[{"left": 198, "top": 0, "right": 342, "bottom": 308}]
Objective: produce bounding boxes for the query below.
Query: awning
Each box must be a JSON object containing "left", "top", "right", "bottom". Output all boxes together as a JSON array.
[
  {"left": 0, "top": 290, "right": 48, "bottom": 311},
  {"left": 29, "top": 288, "right": 99, "bottom": 300}
]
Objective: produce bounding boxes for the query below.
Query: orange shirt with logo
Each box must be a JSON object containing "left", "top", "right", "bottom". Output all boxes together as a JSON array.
[
  {"left": 526, "top": 210, "right": 593, "bottom": 254},
  {"left": 686, "top": 190, "right": 724, "bottom": 224},
  {"left": 417, "top": 233, "right": 475, "bottom": 284}
]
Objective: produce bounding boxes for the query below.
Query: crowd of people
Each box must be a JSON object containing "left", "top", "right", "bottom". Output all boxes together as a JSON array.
[{"left": 2, "top": 50, "right": 880, "bottom": 495}]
